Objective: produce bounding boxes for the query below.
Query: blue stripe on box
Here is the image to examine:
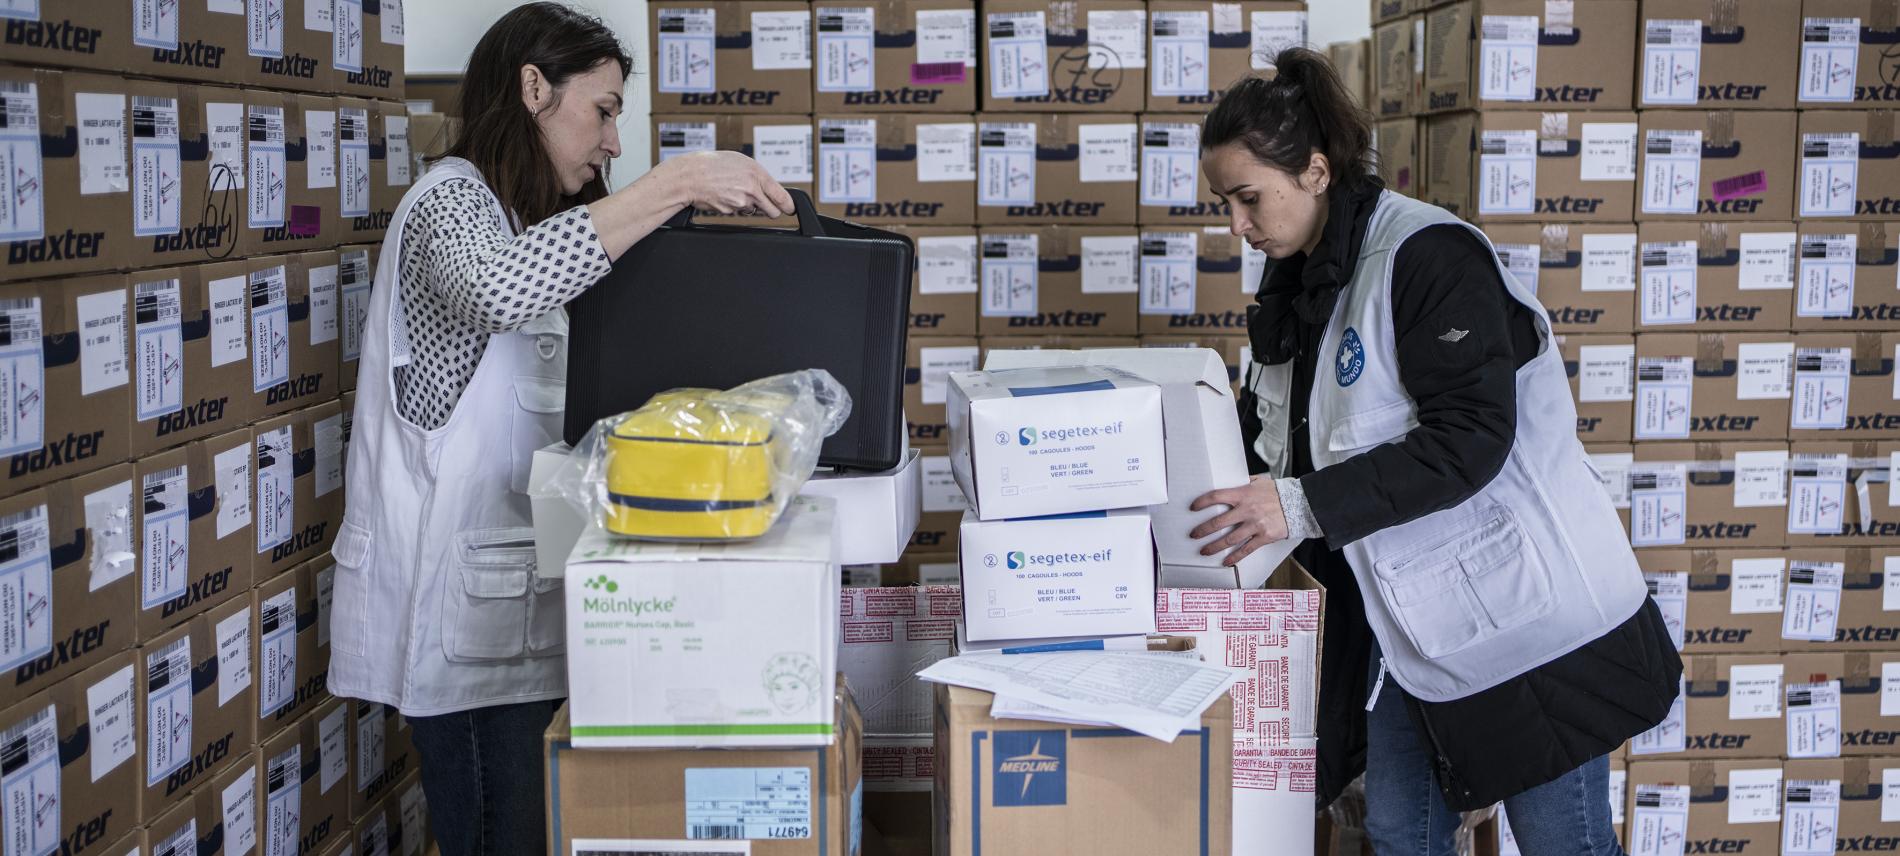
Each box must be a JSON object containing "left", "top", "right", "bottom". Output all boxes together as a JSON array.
[{"left": 1005, "top": 380, "right": 1116, "bottom": 397}]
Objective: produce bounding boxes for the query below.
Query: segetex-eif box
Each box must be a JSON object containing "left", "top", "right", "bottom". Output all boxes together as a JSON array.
[{"left": 956, "top": 508, "right": 1157, "bottom": 642}]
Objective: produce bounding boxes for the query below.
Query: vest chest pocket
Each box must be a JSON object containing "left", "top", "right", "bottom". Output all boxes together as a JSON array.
[
  {"left": 1327, "top": 400, "right": 1418, "bottom": 455},
  {"left": 1371, "top": 507, "right": 1555, "bottom": 660},
  {"left": 443, "top": 527, "right": 562, "bottom": 662}
]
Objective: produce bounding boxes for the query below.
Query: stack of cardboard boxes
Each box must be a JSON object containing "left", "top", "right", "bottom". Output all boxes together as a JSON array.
[
  {"left": 1361, "top": 0, "right": 1900, "bottom": 851},
  {"left": 0, "top": 3, "right": 434, "bottom": 854}
]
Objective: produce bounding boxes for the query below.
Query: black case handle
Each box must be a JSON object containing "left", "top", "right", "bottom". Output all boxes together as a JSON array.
[{"left": 666, "top": 188, "right": 825, "bottom": 236}]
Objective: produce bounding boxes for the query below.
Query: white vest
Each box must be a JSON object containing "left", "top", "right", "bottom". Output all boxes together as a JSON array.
[
  {"left": 1249, "top": 192, "right": 1648, "bottom": 703},
  {"left": 326, "top": 158, "right": 570, "bottom": 716}
]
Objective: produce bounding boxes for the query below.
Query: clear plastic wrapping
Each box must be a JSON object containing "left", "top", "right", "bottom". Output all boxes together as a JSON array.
[{"left": 554, "top": 369, "right": 852, "bottom": 542}]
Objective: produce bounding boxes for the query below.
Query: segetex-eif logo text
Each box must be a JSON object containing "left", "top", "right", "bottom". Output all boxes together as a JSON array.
[
  {"left": 1000, "top": 422, "right": 1125, "bottom": 446},
  {"left": 986, "top": 548, "right": 1115, "bottom": 570},
  {"left": 993, "top": 730, "right": 1067, "bottom": 807}
]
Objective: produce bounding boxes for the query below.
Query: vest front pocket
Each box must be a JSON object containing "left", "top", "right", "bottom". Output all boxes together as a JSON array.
[
  {"left": 511, "top": 376, "right": 566, "bottom": 494},
  {"left": 527, "top": 575, "right": 565, "bottom": 655},
  {"left": 443, "top": 527, "right": 540, "bottom": 662},
  {"left": 1372, "top": 506, "right": 1556, "bottom": 660},
  {"left": 329, "top": 515, "right": 374, "bottom": 658}
]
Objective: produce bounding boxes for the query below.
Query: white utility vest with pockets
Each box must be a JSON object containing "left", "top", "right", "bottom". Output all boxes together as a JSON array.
[
  {"left": 1250, "top": 191, "right": 1649, "bottom": 703},
  {"left": 328, "top": 157, "right": 570, "bottom": 716}
]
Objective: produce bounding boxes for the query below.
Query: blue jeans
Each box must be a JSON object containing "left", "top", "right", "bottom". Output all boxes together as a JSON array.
[
  {"left": 1363, "top": 648, "right": 1625, "bottom": 856},
  {"left": 406, "top": 699, "right": 561, "bottom": 856}
]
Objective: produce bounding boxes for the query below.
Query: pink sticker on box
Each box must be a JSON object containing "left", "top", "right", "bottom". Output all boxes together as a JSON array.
[
  {"left": 1712, "top": 171, "right": 1768, "bottom": 202},
  {"left": 288, "top": 205, "right": 323, "bottom": 238},
  {"left": 911, "top": 62, "right": 966, "bottom": 85}
]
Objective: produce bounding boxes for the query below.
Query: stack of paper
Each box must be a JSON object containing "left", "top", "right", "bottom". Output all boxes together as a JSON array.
[{"left": 916, "top": 651, "right": 1245, "bottom": 742}]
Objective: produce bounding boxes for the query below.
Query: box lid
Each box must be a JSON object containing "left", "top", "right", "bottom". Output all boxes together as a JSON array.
[
  {"left": 951, "top": 364, "right": 1158, "bottom": 402},
  {"left": 567, "top": 495, "right": 837, "bottom": 565},
  {"left": 983, "top": 347, "right": 1231, "bottom": 400}
]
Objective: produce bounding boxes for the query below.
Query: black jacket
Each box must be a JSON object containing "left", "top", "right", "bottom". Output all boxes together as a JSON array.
[{"left": 1241, "top": 181, "right": 1682, "bottom": 812}]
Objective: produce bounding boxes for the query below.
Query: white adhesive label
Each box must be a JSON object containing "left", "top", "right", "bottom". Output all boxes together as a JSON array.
[
  {"left": 1079, "top": 123, "right": 1138, "bottom": 184},
  {"left": 254, "top": 425, "right": 294, "bottom": 554},
  {"left": 816, "top": 7, "right": 875, "bottom": 92},
  {"left": 1631, "top": 785, "right": 1690, "bottom": 856},
  {"left": 1800, "top": 18, "right": 1860, "bottom": 103},
  {"left": 86, "top": 664, "right": 136, "bottom": 784},
  {"left": 1798, "top": 234, "right": 1857, "bottom": 319},
  {"left": 658, "top": 124, "right": 715, "bottom": 163},
  {"left": 250, "top": 266, "right": 290, "bottom": 393},
  {"left": 217, "top": 607, "right": 252, "bottom": 707},
  {"left": 1150, "top": 11, "right": 1210, "bottom": 97},
  {"left": 917, "top": 123, "right": 975, "bottom": 183},
  {"left": 305, "top": 109, "right": 336, "bottom": 190},
  {"left": 1738, "top": 232, "right": 1797, "bottom": 291},
  {"left": 249, "top": 0, "right": 285, "bottom": 57},
  {"left": 919, "top": 346, "right": 978, "bottom": 406},
  {"left": 1589, "top": 452, "right": 1632, "bottom": 509},
  {"left": 339, "top": 108, "right": 370, "bottom": 218},
  {"left": 75, "top": 92, "right": 127, "bottom": 196},
  {"left": 0, "top": 81, "right": 43, "bottom": 242},
  {"left": 1581, "top": 233, "right": 1637, "bottom": 292},
  {"left": 1736, "top": 342, "right": 1794, "bottom": 401},
  {"left": 987, "top": 12, "right": 1050, "bottom": 98},
  {"left": 977, "top": 122, "right": 1035, "bottom": 206},
  {"left": 1731, "top": 557, "right": 1785, "bottom": 615},
  {"left": 1647, "top": 572, "right": 1686, "bottom": 649},
  {"left": 1250, "top": 11, "right": 1306, "bottom": 71},
  {"left": 0, "top": 505, "right": 52, "bottom": 671},
  {"left": 1640, "top": 241, "right": 1697, "bottom": 325},
  {"left": 1727, "top": 767, "right": 1783, "bottom": 824},
  {"left": 1786, "top": 682, "right": 1843, "bottom": 759},
  {"left": 916, "top": 9, "right": 975, "bottom": 67},
  {"left": 1088, "top": 10, "right": 1146, "bottom": 70},
  {"left": 1580, "top": 123, "right": 1638, "bottom": 182},
  {"left": 141, "top": 465, "right": 191, "bottom": 608},
  {"left": 1641, "top": 130, "right": 1702, "bottom": 215},
  {"left": 1733, "top": 449, "right": 1789, "bottom": 507},
  {"left": 980, "top": 233, "right": 1038, "bottom": 317},
  {"left": 224, "top": 769, "right": 259, "bottom": 856},
  {"left": 356, "top": 703, "right": 386, "bottom": 794},
  {"left": 1792, "top": 347, "right": 1852, "bottom": 430},
  {"left": 685, "top": 768, "right": 814, "bottom": 840},
  {"left": 1479, "top": 16, "right": 1540, "bottom": 102},
  {"left": 1886, "top": 769, "right": 1900, "bottom": 822},
  {"left": 1141, "top": 123, "right": 1200, "bottom": 206},
  {"left": 1139, "top": 232, "right": 1197, "bottom": 314},
  {"left": 1634, "top": 356, "right": 1693, "bottom": 439},
  {"left": 145, "top": 636, "right": 195, "bottom": 786},
  {"left": 315, "top": 414, "right": 344, "bottom": 498},
  {"left": 208, "top": 275, "right": 249, "bottom": 369},
  {"left": 1577, "top": 344, "right": 1634, "bottom": 402},
  {"left": 381, "top": 0, "right": 404, "bottom": 45},
  {"left": 1788, "top": 455, "right": 1849, "bottom": 536},
  {"left": 1884, "top": 555, "right": 1900, "bottom": 611},
  {"left": 320, "top": 703, "right": 349, "bottom": 794},
  {"left": 1479, "top": 130, "right": 1537, "bottom": 216},
  {"left": 1801, "top": 133, "right": 1860, "bottom": 218},
  {"left": 1783, "top": 561, "right": 1845, "bottom": 642},
  {"left": 917, "top": 236, "right": 978, "bottom": 295},
  {"left": 76, "top": 289, "right": 128, "bottom": 396},
  {"left": 309, "top": 264, "right": 338, "bottom": 346},
  {"left": 132, "top": 96, "right": 182, "bottom": 237},
  {"left": 258, "top": 586, "right": 298, "bottom": 716},
  {"left": 658, "top": 9, "right": 718, "bottom": 94},
  {"left": 247, "top": 105, "right": 287, "bottom": 229},
  {"left": 1882, "top": 662, "right": 1900, "bottom": 716},
  {"left": 333, "top": 0, "right": 363, "bottom": 73},
  {"left": 752, "top": 10, "right": 812, "bottom": 71},
  {"left": 818, "top": 119, "right": 876, "bottom": 204},
  {"left": 1784, "top": 780, "right": 1841, "bottom": 856},
  {"left": 214, "top": 442, "right": 252, "bottom": 539},
  {"left": 1, "top": 705, "right": 61, "bottom": 855},
  {"left": 0, "top": 298, "right": 45, "bottom": 458},
  {"left": 1642, "top": 19, "right": 1701, "bottom": 105},
  {"left": 752, "top": 125, "right": 813, "bottom": 185},
  {"left": 1629, "top": 465, "right": 1687, "bottom": 547},
  {"left": 1081, "top": 235, "right": 1139, "bottom": 295},
  {"left": 1730, "top": 663, "right": 1785, "bottom": 720},
  {"left": 134, "top": 0, "right": 180, "bottom": 49},
  {"left": 206, "top": 101, "right": 245, "bottom": 192},
  {"left": 384, "top": 115, "right": 409, "bottom": 187},
  {"left": 265, "top": 746, "right": 302, "bottom": 856}
]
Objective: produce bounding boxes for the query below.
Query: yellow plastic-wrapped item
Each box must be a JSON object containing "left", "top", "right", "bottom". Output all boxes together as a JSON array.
[{"left": 558, "top": 371, "right": 851, "bottom": 542}]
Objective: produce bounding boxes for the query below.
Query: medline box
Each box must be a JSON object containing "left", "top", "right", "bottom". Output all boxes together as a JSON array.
[
  {"left": 254, "top": 697, "right": 353, "bottom": 856},
  {"left": 0, "top": 67, "right": 132, "bottom": 283},
  {"left": 892, "top": 226, "right": 979, "bottom": 335},
  {"left": 1799, "top": 0, "right": 1900, "bottom": 107},
  {"left": 649, "top": 1, "right": 816, "bottom": 114},
  {"left": 651, "top": 114, "right": 816, "bottom": 228},
  {"left": 955, "top": 509, "right": 1158, "bottom": 642},
  {"left": 1634, "top": 222, "right": 1799, "bottom": 332},
  {"left": 0, "top": 273, "right": 133, "bottom": 496},
  {"left": 802, "top": 449, "right": 924, "bottom": 566},
  {"left": 250, "top": 401, "right": 346, "bottom": 582},
  {"left": 978, "top": 0, "right": 1149, "bottom": 113},
  {"left": 1629, "top": 442, "right": 1791, "bottom": 549},
  {"left": 1638, "top": 0, "right": 1799, "bottom": 110},
  {"left": 973, "top": 114, "right": 1140, "bottom": 226},
  {"left": 837, "top": 585, "right": 959, "bottom": 735},
  {"left": 1786, "top": 333, "right": 1900, "bottom": 440},
  {"left": 1466, "top": 110, "right": 1639, "bottom": 223},
  {"left": 1421, "top": 0, "right": 1636, "bottom": 112},
  {"left": 1138, "top": 115, "right": 1230, "bottom": 225},
  {"left": 1633, "top": 332, "right": 1795, "bottom": 441},
  {"left": 133, "top": 428, "right": 257, "bottom": 642},
  {"left": 812, "top": 114, "right": 977, "bottom": 226},
  {"left": 1623, "top": 760, "right": 1784, "bottom": 856},
  {"left": 811, "top": 0, "right": 979, "bottom": 113},
  {"left": 1372, "top": 16, "right": 1419, "bottom": 117},
  {"left": 563, "top": 497, "right": 843, "bottom": 749},
  {"left": 932, "top": 684, "right": 1234, "bottom": 856},
  {"left": 945, "top": 365, "right": 1168, "bottom": 520},
  {"left": 0, "top": 464, "right": 138, "bottom": 709},
  {"left": 1799, "top": 111, "right": 1900, "bottom": 221},
  {"left": 1135, "top": 228, "right": 1259, "bottom": 335},
  {"left": 253, "top": 558, "right": 331, "bottom": 738},
  {"left": 1791, "top": 222, "right": 1900, "bottom": 333},
  {"left": 545, "top": 690, "right": 864, "bottom": 856},
  {"left": 1374, "top": 117, "right": 1420, "bottom": 197},
  {"left": 128, "top": 265, "right": 257, "bottom": 457},
  {"left": 983, "top": 347, "right": 1261, "bottom": 583},
  {"left": 975, "top": 227, "right": 1142, "bottom": 336},
  {"left": 1144, "top": 1, "right": 1309, "bottom": 112},
  {"left": 1481, "top": 224, "right": 1636, "bottom": 333},
  {"left": 137, "top": 595, "right": 256, "bottom": 823},
  {"left": 1637, "top": 111, "right": 1797, "bottom": 222},
  {"left": 0, "top": 650, "right": 141, "bottom": 856}
]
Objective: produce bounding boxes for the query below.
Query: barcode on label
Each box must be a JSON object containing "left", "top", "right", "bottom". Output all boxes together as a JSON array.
[
  {"left": 143, "top": 465, "right": 186, "bottom": 490},
  {"left": 1631, "top": 472, "right": 1660, "bottom": 491},
  {"left": 1796, "top": 351, "right": 1827, "bottom": 373},
  {"left": 692, "top": 825, "right": 746, "bottom": 839},
  {"left": 0, "top": 81, "right": 32, "bottom": 95},
  {"left": 0, "top": 298, "right": 37, "bottom": 312}
]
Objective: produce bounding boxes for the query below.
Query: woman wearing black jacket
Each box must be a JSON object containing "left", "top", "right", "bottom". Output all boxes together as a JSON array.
[{"left": 1186, "top": 49, "right": 1682, "bottom": 855}]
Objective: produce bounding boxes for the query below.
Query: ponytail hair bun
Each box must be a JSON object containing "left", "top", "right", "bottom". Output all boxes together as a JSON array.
[{"left": 1201, "top": 47, "right": 1374, "bottom": 194}]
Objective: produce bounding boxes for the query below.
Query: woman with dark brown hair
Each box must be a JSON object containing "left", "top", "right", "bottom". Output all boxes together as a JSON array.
[{"left": 325, "top": 5, "right": 791, "bottom": 853}]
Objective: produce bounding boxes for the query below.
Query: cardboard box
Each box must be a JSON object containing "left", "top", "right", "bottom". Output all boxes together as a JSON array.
[
  {"left": 350, "top": 700, "right": 419, "bottom": 821},
  {"left": 1630, "top": 442, "right": 1791, "bottom": 549},
  {"left": 814, "top": 113, "right": 976, "bottom": 225},
  {"left": 1638, "top": 0, "right": 1800, "bottom": 110},
  {"left": 564, "top": 497, "right": 841, "bottom": 748},
  {"left": 1330, "top": 38, "right": 1373, "bottom": 111},
  {"left": 1799, "top": 0, "right": 1900, "bottom": 107},
  {"left": 1632, "top": 222, "right": 1798, "bottom": 332},
  {"left": 176, "top": 2, "right": 256, "bottom": 86},
  {"left": 1138, "top": 334, "right": 1249, "bottom": 393},
  {"left": 1792, "top": 222, "right": 1900, "bottom": 331},
  {"left": 1633, "top": 332, "right": 1795, "bottom": 441},
  {"left": 134, "top": 427, "right": 256, "bottom": 642},
  {"left": 907, "top": 336, "right": 980, "bottom": 446},
  {"left": 1138, "top": 114, "right": 1230, "bottom": 224},
  {"left": 1785, "top": 334, "right": 1900, "bottom": 439},
  {"left": 900, "top": 550, "right": 964, "bottom": 586},
  {"left": 334, "top": 245, "right": 373, "bottom": 393},
  {"left": 0, "top": 3, "right": 140, "bottom": 77},
  {"left": 1782, "top": 758, "right": 1900, "bottom": 855},
  {"left": 1785, "top": 440, "right": 1900, "bottom": 545},
  {"left": 976, "top": 335, "right": 1143, "bottom": 365},
  {"left": 977, "top": 0, "right": 1148, "bottom": 112},
  {"left": 1557, "top": 333, "right": 1634, "bottom": 444},
  {"left": 890, "top": 226, "right": 979, "bottom": 335},
  {"left": 1798, "top": 111, "right": 1900, "bottom": 221},
  {"left": 547, "top": 689, "right": 862, "bottom": 855},
  {"left": 336, "top": 99, "right": 406, "bottom": 245},
  {"left": 1372, "top": 16, "right": 1421, "bottom": 117},
  {"left": 650, "top": 1, "right": 815, "bottom": 114},
  {"left": 865, "top": 742, "right": 937, "bottom": 795},
  {"left": 372, "top": 100, "right": 411, "bottom": 225},
  {"left": 1630, "top": 652, "right": 1841, "bottom": 758},
  {"left": 1637, "top": 548, "right": 1847, "bottom": 654},
  {"left": 974, "top": 114, "right": 1140, "bottom": 225},
  {"left": 251, "top": 401, "right": 346, "bottom": 581},
  {"left": 127, "top": 266, "right": 254, "bottom": 456},
  {"left": 1465, "top": 110, "right": 1638, "bottom": 222},
  {"left": 1375, "top": 0, "right": 1411, "bottom": 25},
  {"left": 0, "top": 464, "right": 138, "bottom": 709},
  {"left": 1421, "top": 0, "right": 1637, "bottom": 113},
  {"left": 933, "top": 683, "right": 1233, "bottom": 856},
  {"left": 138, "top": 595, "right": 257, "bottom": 822},
  {"left": 0, "top": 651, "right": 141, "bottom": 856},
  {"left": 1824, "top": 546, "right": 1900, "bottom": 651},
  {"left": 239, "top": 90, "right": 329, "bottom": 257},
  {"left": 355, "top": 769, "right": 431, "bottom": 856},
  {"left": 1623, "top": 759, "right": 1786, "bottom": 856},
  {"left": 409, "top": 111, "right": 454, "bottom": 172},
  {"left": 984, "top": 346, "right": 1263, "bottom": 583},
  {"left": 811, "top": 0, "right": 978, "bottom": 112},
  {"left": 403, "top": 77, "right": 462, "bottom": 118},
  {"left": 1837, "top": 652, "right": 1900, "bottom": 754},
  {"left": 1585, "top": 442, "right": 1634, "bottom": 534},
  {"left": 1132, "top": 227, "right": 1258, "bottom": 334},
  {"left": 1156, "top": 563, "right": 1324, "bottom": 750},
  {"left": 140, "top": 751, "right": 257, "bottom": 856},
  {"left": 1481, "top": 223, "right": 1635, "bottom": 333},
  {"left": 1374, "top": 117, "right": 1420, "bottom": 197},
  {"left": 125, "top": 81, "right": 244, "bottom": 271},
  {"left": 838, "top": 586, "right": 959, "bottom": 734},
  {"left": 244, "top": 256, "right": 301, "bottom": 421},
  {"left": 1421, "top": 110, "right": 1477, "bottom": 218},
  {"left": 1144, "top": 2, "right": 1308, "bottom": 111},
  {"left": 0, "top": 67, "right": 131, "bottom": 282},
  {"left": 914, "top": 449, "right": 968, "bottom": 557},
  {"left": 255, "top": 697, "right": 353, "bottom": 856},
  {"left": 803, "top": 450, "right": 924, "bottom": 565},
  {"left": 339, "top": 0, "right": 404, "bottom": 100},
  {"left": 1637, "top": 111, "right": 1797, "bottom": 222},
  {"left": 956, "top": 509, "right": 1158, "bottom": 641},
  {"left": 254, "top": 558, "right": 332, "bottom": 738},
  {"left": 1610, "top": 755, "right": 1627, "bottom": 846},
  {"left": 246, "top": 0, "right": 334, "bottom": 94},
  {"left": 294, "top": 250, "right": 341, "bottom": 409},
  {"left": 0, "top": 273, "right": 132, "bottom": 495},
  {"left": 652, "top": 114, "right": 815, "bottom": 228},
  {"left": 946, "top": 364, "right": 1168, "bottom": 519},
  {"left": 976, "top": 226, "right": 1142, "bottom": 335}
]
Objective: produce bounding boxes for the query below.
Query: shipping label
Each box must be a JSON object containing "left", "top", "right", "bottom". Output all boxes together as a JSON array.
[
  {"left": 816, "top": 7, "right": 875, "bottom": 92},
  {"left": 977, "top": 123, "right": 1035, "bottom": 206},
  {"left": 818, "top": 119, "right": 876, "bottom": 204},
  {"left": 1634, "top": 356, "right": 1692, "bottom": 440},
  {"left": 1139, "top": 231, "right": 1197, "bottom": 314},
  {"left": 141, "top": 464, "right": 191, "bottom": 608},
  {"left": 145, "top": 635, "right": 194, "bottom": 785},
  {"left": 658, "top": 9, "right": 718, "bottom": 94},
  {"left": 1797, "top": 234, "right": 1856, "bottom": 319},
  {"left": 1640, "top": 241, "right": 1697, "bottom": 325},
  {"left": 132, "top": 96, "right": 182, "bottom": 237},
  {"left": 980, "top": 233, "right": 1038, "bottom": 317},
  {"left": 987, "top": 12, "right": 1049, "bottom": 98}
]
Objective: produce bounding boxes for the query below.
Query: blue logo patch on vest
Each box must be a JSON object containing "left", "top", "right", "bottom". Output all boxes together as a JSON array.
[
  {"left": 1336, "top": 328, "right": 1366, "bottom": 387},
  {"left": 993, "top": 730, "right": 1067, "bottom": 806}
]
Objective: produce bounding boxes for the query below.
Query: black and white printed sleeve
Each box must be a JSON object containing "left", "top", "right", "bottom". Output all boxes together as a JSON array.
[{"left": 393, "top": 177, "right": 614, "bottom": 430}]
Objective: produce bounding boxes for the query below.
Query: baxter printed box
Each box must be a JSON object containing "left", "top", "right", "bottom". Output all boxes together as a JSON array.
[
  {"left": 1465, "top": 110, "right": 1640, "bottom": 223},
  {"left": 1374, "top": 117, "right": 1420, "bottom": 197},
  {"left": 1144, "top": 1, "right": 1308, "bottom": 112},
  {"left": 649, "top": 2, "right": 815, "bottom": 114},
  {"left": 0, "top": 273, "right": 133, "bottom": 497},
  {"left": 1421, "top": 0, "right": 1637, "bottom": 112},
  {"left": 1623, "top": 760, "right": 1784, "bottom": 856},
  {"left": 0, "top": 651, "right": 142, "bottom": 856},
  {"left": 1638, "top": 0, "right": 1800, "bottom": 110},
  {"left": 128, "top": 265, "right": 258, "bottom": 457},
  {"left": 1372, "top": 16, "right": 1420, "bottom": 117},
  {"left": 128, "top": 81, "right": 244, "bottom": 271},
  {"left": 955, "top": 509, "right": 1157, "bottom": 642},
  {"left": 1630, "top": 652, "right": 1842, "bottom": 759},
  {"left": 1134, "top": 227, "right": 1260, "bottom": 335},
  {"left": 1635, "top": 222, "right": 1799, "bottom": 333},
  {"left": 251, "top": 401, "right": 347, "bottom": 582},
  {"left": 1799, "top": 0, "right": 1900, "bottom": 107},
  {"left": 133, "top": 427, "right": 256, "bottom": 643},
  {"left": 1138, "top": 115, "right": 1230, "bottom": 225},
  {"left": 978, "top": 0, "right": 1148, "bottom": 112},
  {"left": 814, "top": 113, "right": 976, "bottom": 225},
  {"left": 137, "top": 595, "right": 256, "bottom": 823},
  {"left": 1792, "top": 222, "right": 1900, "bottom": 332},
  {"left": 1557, "top": 333, "right": 1634, "bottom": 444},
  {"left": 1799, "top": 111, "right": 1900, "bottom": 221},
  {"left": 1419, "top": 111, "right": 1477, "bottom": 219},
  {"left": 1782, "top": 758, "right": 1900, "bottom": 855},
  {"left": 1637, "top": 110, "right": 1798, "bottom": 222},
  {"left": 811, "top": 0, "right": 979, "bottom": 113},
  {"left": 1638, "top": 548, "right": 1810, "bottom": 655},
  {"left": 1633, "top": 332, "right": 1796, "bottom": 441},
  {"left": 1785, "top": 441, "right": 1900, "bottom": 546},
  {"left": 244, "top": 0, "right": 335, "bottom": 94},
  {"left": 892, "top": 226, "right": 980, "bottom": 336},
  {"left": 564, "top": 497, "right": 842, "bottom": 749},
  {"left": 1838, "top": 653, "right": 1900, "bottom": 754},
  {"left": 653, "top": 114, "right": 817, "bottom": 228},
  {"left": 254, "top": 558, "right": 333, "bottom": 739},
  {"left": 1818, "top": 547, "right": 1900, "bottom": 652},
  {"left": 1786, "top": 333, "right": 1900, "bottom": 440},
  {"left": 1630, "top": 442, "right": 1791, "bottom": 549},
  {"left": 0, "top": 68, "right": 134, "bottom": 283},
  {"left": 946, "top": 365, "right": 1167, "bottom": 519},
  {"left": 355, "top": 770, "right": 431, "bottom": 855},
  {"left": 141, "top": 752, "right": 256, "bottom": 856},
  {"left": 974, "top": 114, "right": 1140, "bottom": 226},
  {"left": 954, "top": 510, "right": 1155, "bottom": 639},
  {"left": 1482, "top": 223, "right": 1639, "bottom": 334},
  {"left": 254, "top": 697, "right": 353, "bottom": 856},
  {"left": 976, "top": 227, "right": 1142, "bottom": 336},
  {"left": 338, "top": 0, "right": 405, "bottom": 100}
]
